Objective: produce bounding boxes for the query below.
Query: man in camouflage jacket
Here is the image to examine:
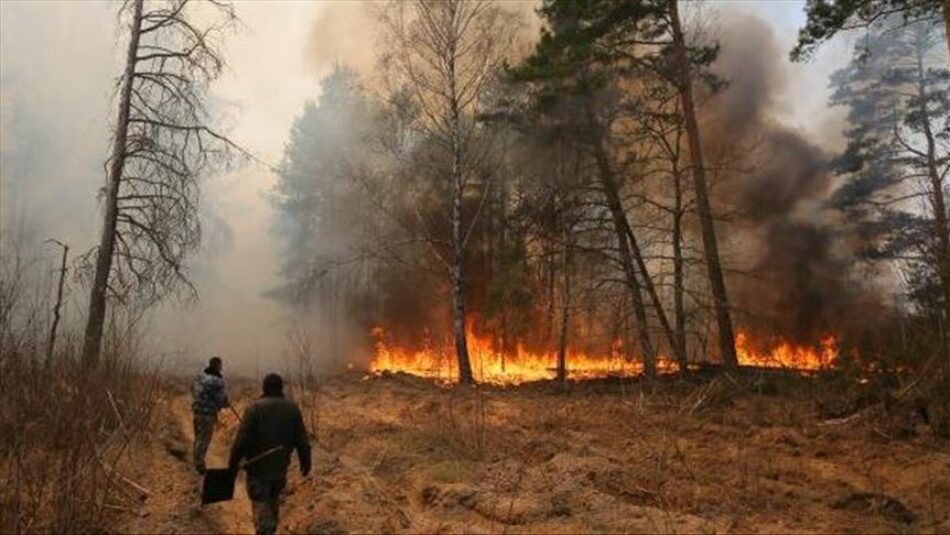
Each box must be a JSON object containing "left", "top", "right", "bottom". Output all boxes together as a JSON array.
[{"left": 191, "top": 356, "right": 230, "bottom": 474}]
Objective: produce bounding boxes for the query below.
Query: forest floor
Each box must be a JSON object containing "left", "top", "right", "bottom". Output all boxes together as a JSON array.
[{"left": 119, "top": 371, "right": 949, "bottom": 534}]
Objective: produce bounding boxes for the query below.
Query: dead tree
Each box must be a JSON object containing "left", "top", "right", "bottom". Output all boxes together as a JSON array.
[
  {"left": 45, "top": 239, "right": 68, "bottom": 365},
  {"left": 81, "top": 0, "right": 242, "bottom": 368},
  {"left": 379, "top": 0, "right": 517, "bottom": 384}
]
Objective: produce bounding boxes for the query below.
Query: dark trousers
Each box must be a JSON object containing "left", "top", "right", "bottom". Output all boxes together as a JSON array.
[
  {"left": 192, "top": 413, "right": 216, "bottom": 471},
  {"left": 247, "top": 477, "right": 286, "bottom": 535}
]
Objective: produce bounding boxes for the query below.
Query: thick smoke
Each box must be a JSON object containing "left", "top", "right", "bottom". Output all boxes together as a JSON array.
[
  {"left": 0, "top": 3, "right": 325, "bottom": 375},
  {"left": 705, "top": 15, "right": 873, "bottom": 341}
]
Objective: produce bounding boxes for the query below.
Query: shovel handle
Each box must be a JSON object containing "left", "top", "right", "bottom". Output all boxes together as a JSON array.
[{"left": 240, "top": 445, "right": 284, "bottom": 468}]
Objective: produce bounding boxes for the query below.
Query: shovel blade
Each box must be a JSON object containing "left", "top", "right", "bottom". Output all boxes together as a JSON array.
[{"left": 201, "top": 468, "right": 236, "bottom": 506}]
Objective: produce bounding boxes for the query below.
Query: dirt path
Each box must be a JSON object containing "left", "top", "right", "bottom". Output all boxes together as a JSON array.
[
  {"left": 169, "top": 394, "right": 255, "bottom": 534},
  {"left": 118, "top": 390, "right": 255, "bottom": 534}
]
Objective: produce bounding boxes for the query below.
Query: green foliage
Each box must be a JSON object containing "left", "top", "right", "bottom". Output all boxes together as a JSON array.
[
  {"left": 829, "top": 16, "right": 949, "bottom": 314},
  {"left": 792, "top": 0, "right": 943, "bottom": 61},
  {"left": 510, "top": 0, "right": 719, "bottom": 107}
]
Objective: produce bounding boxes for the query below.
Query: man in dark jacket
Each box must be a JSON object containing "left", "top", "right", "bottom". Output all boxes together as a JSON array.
[
  {"left": 192, "top": 356, "right": 230, "bottom": 474},
  {"left": 229, "top": 373, "right": 311, "bottom": 535}
]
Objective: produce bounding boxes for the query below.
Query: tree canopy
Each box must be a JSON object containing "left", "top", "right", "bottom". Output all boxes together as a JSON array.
[{"left": 791, "top": 0, "right": 945, "bottom": 61}]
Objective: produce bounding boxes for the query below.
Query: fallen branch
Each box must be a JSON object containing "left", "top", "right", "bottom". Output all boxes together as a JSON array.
[
  {"left": 101, "top": 502, "right": 137, "bottom": 514},
  {"left": 106, "top": 389, "right": 127, "bottom": 434},
  {"left": 94, "top": 452, "right": 152, "bottom": 500},
  {"left": 605, "top": 480, "right": 660, "bottom": 503},
  {"left": 116, "top": 473, "right": 151, "bottom": 499},
  {"left": 679, "top": 376, "right": 721, "bottom": 415},
  {"left": 817, "top": 402, "right": 882, "bottom": 427}
]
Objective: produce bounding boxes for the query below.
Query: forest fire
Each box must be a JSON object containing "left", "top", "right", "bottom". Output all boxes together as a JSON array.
[
  {"left": 735, "top": 331, "right": 838, "bottom": 371},
  {"left": 369, "top": 326, "right": 839, "bottom": 385},
  {"left": 369, "top": 327, "right": 641, "bottom": 384}
]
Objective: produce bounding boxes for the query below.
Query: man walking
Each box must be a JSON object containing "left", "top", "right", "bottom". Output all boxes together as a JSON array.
[
  {"left": 191, "top": 356, "right": 230, "bottom": 474},
  {"left": 229, "top": 373, "right": 311, "bottom": 535}
]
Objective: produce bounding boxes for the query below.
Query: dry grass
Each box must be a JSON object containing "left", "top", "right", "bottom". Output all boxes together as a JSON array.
[
  {"left": 273, "top": 371, "right": 950, "bottom": 534},
  {"left": 0, "top": 356, "right": 161, "bottom": 533},
  {"left": 0, "top": 248, "right": 161, "bottom": 533}
]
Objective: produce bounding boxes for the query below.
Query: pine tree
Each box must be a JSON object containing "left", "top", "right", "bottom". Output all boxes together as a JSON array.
[
  {"left": 512, "top": 0, "right": 737, "bottom": 370},
  {"left": 273, "top": 66, "right": 374, "bottom": 303},
  {"left": 792, "top": 0, "right": 949, "bottom": 62},
  {"left": 831, "top": 17, "right": 950, "bottom": 339}
]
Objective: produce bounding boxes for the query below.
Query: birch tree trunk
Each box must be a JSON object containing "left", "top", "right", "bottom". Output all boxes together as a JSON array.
[
  {"left": 448, "top": 5, "right": 475, "bottom": 384},
  {"left": 942, "top": 0, "right": 950, "bottom": 63}
]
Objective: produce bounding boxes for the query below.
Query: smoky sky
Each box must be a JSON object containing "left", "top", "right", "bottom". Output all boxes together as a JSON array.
[
  {"left": 1, "top": 1, "right": 325, "bottom": 374},
  {"left": 0, "top": 1, "right": 855, "bottom": 372}
]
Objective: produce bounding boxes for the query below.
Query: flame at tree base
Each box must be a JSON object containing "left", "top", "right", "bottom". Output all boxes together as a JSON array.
[
  {"left": 735, "top": 331, "right": 838, "bottom": 370},
  {"left": 369, "top": 326, "right": 839, "bottom": 385}
]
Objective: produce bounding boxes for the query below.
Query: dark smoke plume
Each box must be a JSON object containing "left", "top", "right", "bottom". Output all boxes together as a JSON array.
[{"left": 704, "top": 15, "right": 872, "bottom": 341}]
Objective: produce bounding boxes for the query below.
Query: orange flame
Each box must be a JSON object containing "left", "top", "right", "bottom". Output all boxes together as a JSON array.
[
  {"left": 735, "top": 331, "right": 838, "bottom": 370},
  {"left": 369, "top": 325, "right": 838, "bottom": 384}
]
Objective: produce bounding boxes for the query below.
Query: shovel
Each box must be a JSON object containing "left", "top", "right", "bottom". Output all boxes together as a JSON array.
[{"left": 201, "top": 445, "right": 283, "bottom": 506}]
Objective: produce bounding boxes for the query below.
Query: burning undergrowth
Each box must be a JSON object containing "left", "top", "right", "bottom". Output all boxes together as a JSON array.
[{"left": 369, "top": 322, "right": 840, "bottom": 385}]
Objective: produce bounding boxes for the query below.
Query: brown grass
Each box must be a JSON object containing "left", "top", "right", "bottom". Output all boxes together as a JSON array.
[
  {"left": 0, "top": 248, "right": 161, "bottom": 533},
  {"left": 273, "top": 371, "right": 950, "bottom": 534}
]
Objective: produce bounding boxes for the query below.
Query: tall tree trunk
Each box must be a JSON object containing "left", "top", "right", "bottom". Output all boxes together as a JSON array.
[
  {"left": 915, "top": 37, "right": 950, "bottom": 356},
  {"left": 669, "top": 0, "right": 739, "bottom": 369},
  {"left": 556, "top": 244, "right": 572, "bottom": 382},
  {"left": 545, "top": 241, "right": 557, "bottom": 348},
  {"left": 452, "top": 140, "right": 474, "bottom": 384},
  {"left": 81, "top": 0, "right": 144, "bottom": 369},
  {"left": 587, "top": 115, "right": 684, "bottom": 372},
  {"left": 448, "top": 6, "right": 474, "bottom": 384},
  {"left": 622, "top": 220, "right": 684, "bottom": 365},
  {"left": 672, "top": 166, "right": 688, "bottom": 371},
  {"left": 589, "top": 137, "right": 657, "bottom": 375}
]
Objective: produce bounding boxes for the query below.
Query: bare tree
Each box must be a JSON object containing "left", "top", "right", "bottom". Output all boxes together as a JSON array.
[
  {"left": 45, "top": 239, "right": 68, "bottom": 365},
  {"left": 379, "top": 0, "right": 518, "bottom": 384},
  {"left": 624, "top": 77, "right": 694, "bottom": 372},
  {"left": 81, "top": 0, "right": 243, "bottom": 368}
]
